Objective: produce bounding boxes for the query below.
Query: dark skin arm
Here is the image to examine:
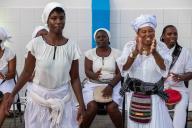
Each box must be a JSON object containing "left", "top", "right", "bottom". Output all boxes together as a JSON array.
[
  {"left": 170, "top": 72, "right": 192, "bottom": 82},
  {"left": 150, "top": 40, "right": 166, "bottom": 70},
  {"left": 152, "top": 50, "right": 166, "bottom": 70},
  {"left": 70, "top": 59, "right": 86, "bottom": 123},
  {"left": 123, "top": 37, "right": 140, "bottom": 71},
  {"left": 6, "top": 52, "right": 35, "bottom": 112},
  {"left": 123, "top": 49, "right": 138, "bottom": 71},
  {"left": 0, "top": 56, "right": 16, "bottom": 80},
  {"left": 84, "top": 57, "right": 101, "bottom": 80},
  {"left": 102, "top": 63, "right": 122, "bottom": 97},
  {"left": 85, "top": 56, "right": 121, "bottom": 97},
  {"left": 123, "top": 38, "right": 166, "bottom": 71}
]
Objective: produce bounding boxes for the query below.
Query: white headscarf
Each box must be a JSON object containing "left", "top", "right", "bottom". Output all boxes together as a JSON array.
[
  {"left": 131, "top": 14, "right": 157, "bottom": 32},
  {"left": 94, "top": 28, "right": 111, "bottom": 42},
  {"left": 42, "top": 2, "right": 65, "bottom": 25},
  {"left": 0, "top": 27, "right": 12, "bottom": 50},
  {"left": 31, "top": 26, "right": 48, "bottom": 39}
]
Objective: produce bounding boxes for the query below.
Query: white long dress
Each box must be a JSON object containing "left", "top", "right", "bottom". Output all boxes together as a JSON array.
[
  {"left": 165, "top": 45, "right": 192, "bottom": 128},
  {"left": 82, "top": 48, "right": 122, "bottom": 106},
  {"left": 0, "top": 47, "right": 15, "bottom": 93},
  {"left": 117, "top": 41, "right": 173, "bottom": 128},
  {"left": 24, "top": 36, "right": 81, "bottom": 128}
]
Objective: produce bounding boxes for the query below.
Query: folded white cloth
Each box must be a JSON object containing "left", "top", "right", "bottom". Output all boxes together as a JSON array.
[{"left": 29, "top": 88, "right": 72, "bottom": 128}]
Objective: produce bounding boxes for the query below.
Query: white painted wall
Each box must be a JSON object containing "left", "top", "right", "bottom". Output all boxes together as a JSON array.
[
  {"left": 1, "top": 0, "right": 192, "bottom": 8},
  {"left": 0, "top": 0, "right": 91, "bottom": 8}
]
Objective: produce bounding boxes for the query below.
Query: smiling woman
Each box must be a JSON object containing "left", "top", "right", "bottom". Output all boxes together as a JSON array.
[
  {"left": 118, "top": 14, "right": 173, "bottom": 128},
  {"left": 5, "top": 2, "right": 85, "bottom": 128},
  {"left": 161, "top": 25, "right": 192, "bottom": 128}
]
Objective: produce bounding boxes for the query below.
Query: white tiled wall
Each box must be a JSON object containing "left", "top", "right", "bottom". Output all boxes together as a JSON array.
[
  {"left": 0, "top": 8, "right": 192, "bottom": 93},
  {"left": 110, "top": 9, "right": 192, "bottom": 51}
]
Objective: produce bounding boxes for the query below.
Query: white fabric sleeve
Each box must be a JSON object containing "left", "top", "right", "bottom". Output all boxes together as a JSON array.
[
  {"left": 72, "top": 42, "right": 82, "bottom": 60},
  {"left": 25, "top": 39, "right": 36, "bottom": 58},
  {"left": 7, "top": 48, "right": 16, "bottom": 61},
  {"left": 84, "top": 49, "right": 93, "bottom": 60},
  {"left": 116, "top": 41, "right": 135, "bottom": 77},
  {"left": 184, "top": 48, "right": 192, "bottom": 72},
  {"left": 154, "top": 41, "right": 172, "bottom": 77}
]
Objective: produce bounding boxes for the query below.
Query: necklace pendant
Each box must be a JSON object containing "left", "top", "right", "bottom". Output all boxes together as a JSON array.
[{"left": 142, "top": 50, "right": 148, "bottom": 55}]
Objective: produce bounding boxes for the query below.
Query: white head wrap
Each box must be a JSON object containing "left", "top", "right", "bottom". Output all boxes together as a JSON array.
[
  {"left": 94, "top": 28, "right": 111, "bottom": 42},
  {"left": 0, "top": 27, "right": 12, "bottom": 50},
  {"left": 32, "top": 26, "right": 48, "bottom": 39},
  {"left": 42, "top": 2, "right": 65, "bottom": 25},
  {"left": 131, "top": 14, "right": 157, "bottom": 32}
]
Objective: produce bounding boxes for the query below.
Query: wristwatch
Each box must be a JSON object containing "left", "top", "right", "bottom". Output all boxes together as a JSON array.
[{"left": 129, "top": 52, "right": 137, "bottom": 59}]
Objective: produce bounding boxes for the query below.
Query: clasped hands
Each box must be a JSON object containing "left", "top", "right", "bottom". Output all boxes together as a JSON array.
[{"left": 134, "top": 36, "right": 157, "bottom": 56}]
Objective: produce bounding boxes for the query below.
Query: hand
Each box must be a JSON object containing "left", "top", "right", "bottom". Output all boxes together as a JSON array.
[
  {"left": 5, "top": 94, "right": 15, "bottom": 115},
  {"left": 102, "top": 85, "right": 113, "bottom": 98},
  {"left": 150, "top": 38, "right": 157, "bottom": 54},
  {"left": 170, "top": 73, "right": 183, "bottom": 82},
  {"left": 0, "top": 72, "right": 5, "bottom": 79},
  {"left": 77, "top": 106, "right": 86, "bottom": 125},
  {"left": 93, "top": 69, "right": 102, "bottom": 80},
  {"left": 136, "top": 36, "right": 143, "bottom": 54}
]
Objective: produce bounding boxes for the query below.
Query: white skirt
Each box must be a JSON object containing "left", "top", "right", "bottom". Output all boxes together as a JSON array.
[
  {"left": 126, "top": 92, "right": 173, "bottom": 128},
  {"left": 0, "top": 79, "right": 15, "bottom": 93},
  {"left": 24, "top": 83, "right": 79, "bottom": 128},
  {"left": 82, "top": 81, "right": 123, "bottom": 106}
]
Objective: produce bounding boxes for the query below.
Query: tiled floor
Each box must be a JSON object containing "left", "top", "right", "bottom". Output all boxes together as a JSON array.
[{"left": 2, "top": 112, "right": 192, "bottom": 128}]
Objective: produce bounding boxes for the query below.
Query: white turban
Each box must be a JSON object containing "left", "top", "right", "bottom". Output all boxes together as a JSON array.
[
  {"left": 131, "top": 14, "right": 157, "bottom": 32},
  {"left": 42, "top": 2, "right": 65, "bottom": 25},
  {"left": 94, "top": 28, "right": 111, "bottom": 42},
  {"left": 32, "top": 26, "right": 48, "bottom": 39},
  {"left": 0, "top": 27, "right": 12, "bottom": 50}
]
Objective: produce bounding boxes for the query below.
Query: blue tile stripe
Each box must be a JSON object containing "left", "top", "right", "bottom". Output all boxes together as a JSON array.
[{"left": 92, "top": 0, "right": 110, "bottom": 48}]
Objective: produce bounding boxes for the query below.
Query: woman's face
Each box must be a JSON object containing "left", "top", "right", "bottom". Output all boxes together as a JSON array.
[
  {"left": 163, "top": 27, "right": 178, "bottom": 48},
  {"left": 47, "top": 11, "right": 65, "bottom": 34},
  {"left": 95, "top": 30, "right": 109, "bottom": 48},
  {"left": 137, "top": 26, "right": 155, "bottom": 46}
]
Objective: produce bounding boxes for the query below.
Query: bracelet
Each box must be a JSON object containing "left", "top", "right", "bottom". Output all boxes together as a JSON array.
[
  {"left": 129, "top": 50, "right": 138, "bottom": 59},
  {"left": 129, "top": 52, "right": 136, "bottom": 59}
]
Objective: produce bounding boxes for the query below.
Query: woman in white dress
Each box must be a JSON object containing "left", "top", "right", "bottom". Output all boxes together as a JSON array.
[
  {"left": 0, "top": 27, "right": 16, "bottom": 126},
  {"left": 117, "top": 15, "right": 173, "bottom": 128},
  {"left": 6, "top": 2, "right": 85, "bottom": 128},
  {"left": 81, "top": 28, "right": 123, "bottom": 128},
  {"left": 161, "top": 25, "right": 192, "bottom": 128}
]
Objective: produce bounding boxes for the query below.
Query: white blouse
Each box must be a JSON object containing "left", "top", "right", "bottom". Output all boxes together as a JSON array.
[
  {"left": 85, "top": 48, "right": 120, "bottom": 79},
  {"left": 26, "top": 37, "right": 81, "bottom": 89},
  {"left": 165, "top": 46, "right": 192, "bottom": 91},
  {"left": 0, "top": 47, "right": 15, "bottom": 74},
  {"left": 117, "top": 40, "right": 172, "bottom": 83}
]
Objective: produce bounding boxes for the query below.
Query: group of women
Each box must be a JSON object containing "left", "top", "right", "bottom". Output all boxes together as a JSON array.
[{"left": 0, "top": 2, "right": 191, "bottom": 128}]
